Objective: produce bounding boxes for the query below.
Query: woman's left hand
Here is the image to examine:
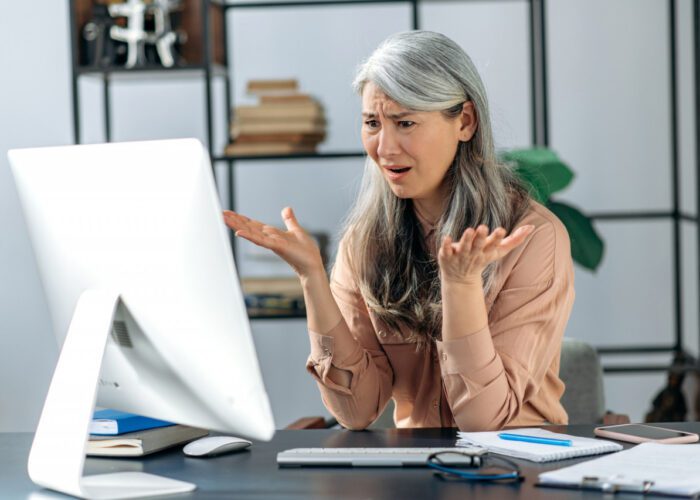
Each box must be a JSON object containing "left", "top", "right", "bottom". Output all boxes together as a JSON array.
[{"left": 438, "top": 224, "right": 535, "bottom": 286}]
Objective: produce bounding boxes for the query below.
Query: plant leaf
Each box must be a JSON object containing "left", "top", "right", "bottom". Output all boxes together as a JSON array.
[
  {"left": 547, "top": 201, "right": 604, "bottom": 271},
  {"left": 502, "top": 148, "right": 574, "bottom": 202}
]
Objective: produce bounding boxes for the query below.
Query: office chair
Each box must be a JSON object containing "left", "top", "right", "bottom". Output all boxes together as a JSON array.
[{"left": 559, "top": 337, "right": 630, "bottom": 425}]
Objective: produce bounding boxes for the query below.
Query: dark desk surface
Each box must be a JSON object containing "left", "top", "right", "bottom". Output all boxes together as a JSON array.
[{"left": 3, "top": 422, "right": 700, "bottom": 499}]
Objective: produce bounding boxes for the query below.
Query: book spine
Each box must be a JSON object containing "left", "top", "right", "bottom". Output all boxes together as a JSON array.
[
  {"left": 260, "top": 94, "right": 313, "bottom": 104},
  {"left": 234, "top": 107, "right": 323, "bottom": 120},
  {"left": 247, "top": 79, "right": 299, "bottom": 94},
  {"left": 231, "top": 121, "right": 326, "bottom": 136}
]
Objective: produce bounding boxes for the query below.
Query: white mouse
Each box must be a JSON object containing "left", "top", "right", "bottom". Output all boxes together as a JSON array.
[{"left": 183, "top": 435, "right": 252, "bottom": 457}]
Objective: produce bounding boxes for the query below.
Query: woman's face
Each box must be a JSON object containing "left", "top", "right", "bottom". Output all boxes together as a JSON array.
[{"left": 360, "top": 82, "right": 477, "bottom": 211}]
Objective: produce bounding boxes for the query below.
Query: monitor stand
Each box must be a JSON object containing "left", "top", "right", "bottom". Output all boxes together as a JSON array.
[{"left": 27, "top": 290, "right": 195, "bottom": 500}]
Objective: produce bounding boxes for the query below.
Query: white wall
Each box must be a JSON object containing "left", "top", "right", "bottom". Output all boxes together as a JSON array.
[
  {"left": 0, "top": 1, "right": 70, "bottom": 432},
  {"left": 0, "top": 0, "right": 696, "bottom": 430}
]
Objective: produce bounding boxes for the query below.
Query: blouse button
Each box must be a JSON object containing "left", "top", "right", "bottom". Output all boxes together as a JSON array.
[
  {"left": 441, "top": 352, "right": 447, "bottom": 362},
  {"left": 379, "top": 331, "right": 386, "bottom": 338}
]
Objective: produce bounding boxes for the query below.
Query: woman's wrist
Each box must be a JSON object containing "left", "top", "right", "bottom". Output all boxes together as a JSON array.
[
  {"left": 299, "top": 265, "right": 344, "bottom": 336},
  {"left": 440, "top": 272, "right": 483, "bottom": 289},
  {"left": 299, "top": 265, "right": 329, "bottom": 288},
  {"left": 441, "top": 272, "right": 489, "bottom": 341}
]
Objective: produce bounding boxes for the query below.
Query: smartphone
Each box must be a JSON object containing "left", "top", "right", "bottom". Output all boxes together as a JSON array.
[{"left": 594, "top": 423, "right": 699, "bottom": 444}]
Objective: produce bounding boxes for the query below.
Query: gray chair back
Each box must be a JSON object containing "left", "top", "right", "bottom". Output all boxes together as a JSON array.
[
  {"left": 369, "top": 399, "right": 396, "bottom": 429},
  {"left": 559, "top": 337, "right": 606, "bottom": 424}
]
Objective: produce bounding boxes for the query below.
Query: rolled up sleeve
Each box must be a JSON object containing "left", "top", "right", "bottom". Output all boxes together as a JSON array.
[{"left": 305, "top": 242, "right": 394, "bottom": 430}]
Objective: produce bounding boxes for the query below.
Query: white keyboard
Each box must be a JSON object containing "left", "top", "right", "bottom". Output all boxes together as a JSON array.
[{"left": 277, "top": 446, "right": 486, "bottom": 467}]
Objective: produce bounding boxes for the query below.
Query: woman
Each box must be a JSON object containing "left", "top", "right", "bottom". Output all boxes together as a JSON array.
[{"left": 224, "top": 31, "right": 574, "bottom": 431}]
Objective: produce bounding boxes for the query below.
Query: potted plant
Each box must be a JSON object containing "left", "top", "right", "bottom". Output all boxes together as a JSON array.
[{"left": 502, "top": 148, "right": 604, "bottom": 271}]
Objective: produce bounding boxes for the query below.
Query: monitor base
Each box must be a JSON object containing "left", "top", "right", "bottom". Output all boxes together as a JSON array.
[
  {"left": 27, "top": 290, "right": 197, "bottom": 499},
  {"left": 81, "top": 472, "right": 195, "bottom": 499}
]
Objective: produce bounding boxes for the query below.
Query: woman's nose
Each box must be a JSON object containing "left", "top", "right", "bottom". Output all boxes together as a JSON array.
[{"left": 377, "top": 127, "right": 401, "bottom": 158}]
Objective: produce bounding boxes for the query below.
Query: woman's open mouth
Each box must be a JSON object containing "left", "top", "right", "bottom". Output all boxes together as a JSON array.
[{"left": 384, "top": 166, "right": 412, "bottom": 180}]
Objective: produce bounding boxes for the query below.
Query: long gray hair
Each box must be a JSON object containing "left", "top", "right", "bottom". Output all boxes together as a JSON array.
[{"left": 342, "top": 31, "right": 529, "bottom": 346}]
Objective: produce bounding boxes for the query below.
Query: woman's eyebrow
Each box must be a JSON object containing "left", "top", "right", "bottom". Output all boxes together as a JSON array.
[{"left": 362, "top": 111, "right": 416, "bottom": 119}]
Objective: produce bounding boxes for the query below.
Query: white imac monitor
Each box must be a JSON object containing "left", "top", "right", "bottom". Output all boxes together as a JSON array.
[{"left": 8, "top": 138, "right": 275, "bottom": 499}]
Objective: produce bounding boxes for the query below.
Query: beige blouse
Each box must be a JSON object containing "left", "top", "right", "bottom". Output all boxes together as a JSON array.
[{"left": 306, "top": 201, "right": 575, "bottom": 431}]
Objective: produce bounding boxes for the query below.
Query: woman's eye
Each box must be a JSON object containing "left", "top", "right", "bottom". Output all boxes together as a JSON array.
[
  {"left": 398, "top": 121, "right": 415, "bottom": 128},
  {"left": 364, "top": 120, "right": 380, "bottom": 129}
]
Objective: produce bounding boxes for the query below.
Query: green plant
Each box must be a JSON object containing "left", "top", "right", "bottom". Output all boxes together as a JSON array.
[{"left": 501, "top": 148, "right": 604, "bottom": 271}]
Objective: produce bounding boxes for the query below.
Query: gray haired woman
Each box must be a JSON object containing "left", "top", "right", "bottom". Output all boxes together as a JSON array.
[{"left": 224, "top": 31, "right": 574, "bottom": 431}]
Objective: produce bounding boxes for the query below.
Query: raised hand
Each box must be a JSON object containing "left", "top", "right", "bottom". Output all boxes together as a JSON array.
[
  {"left": 223, "top": 207, "right": 325, "bottom": 278},
  {"left": 438, "top": 224, "right": 535, "bottom": 286}
]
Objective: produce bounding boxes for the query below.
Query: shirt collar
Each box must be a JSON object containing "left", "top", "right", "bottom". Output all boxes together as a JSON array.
[{"left": 413, "top": 204, "right": 438, "bottom": 238}]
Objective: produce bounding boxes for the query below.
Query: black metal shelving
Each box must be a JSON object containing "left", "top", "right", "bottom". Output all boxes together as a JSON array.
[
  {"left": 75, "top": 64, "right": 228, "bottom": 76},
  {"left": 211, "top": 151, "right": 366, "bottom": 162},
  {"left": 67, "top": 1, "right": 700, "bottom": 356}
]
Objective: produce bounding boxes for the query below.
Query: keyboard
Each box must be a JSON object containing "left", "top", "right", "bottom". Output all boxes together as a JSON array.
[{"left": 277, "top": 446, "right": 486, "bottom": 467}]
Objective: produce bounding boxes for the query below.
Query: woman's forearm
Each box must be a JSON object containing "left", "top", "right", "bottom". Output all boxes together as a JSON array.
[
  {"left": 300, "top": 268, "right": 345, "bottom": 334},
  {"left": 301, "top": 268, "right": 354, "bottom": 387},
  {"left": 441, "top": 279, "right": 488, "bottom": 341}
]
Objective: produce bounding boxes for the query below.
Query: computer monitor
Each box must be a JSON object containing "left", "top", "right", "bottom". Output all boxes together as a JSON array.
[{"left": 9, "top": 138, "right": 275, "bottom": 499}]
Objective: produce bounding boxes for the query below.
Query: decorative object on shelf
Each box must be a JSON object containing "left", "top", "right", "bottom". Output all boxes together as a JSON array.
[
  {"left": 502, "top": 148, "right": 605, "bottom": 271},
  {"left": 108, "top": 0, "right": 182, "bottom": 68},
  {"left": 108, "top": 0, "right": 149, "bottom": 68},
  {"left": 146, "top": 0, "right": 181, "bottom": 68},
  {"left": 81, "top": 3, "right": 128, "bottom": 67},
  {"left": 226, "top": 79, "right": 327, "bottom": 156},
  {"left": 73, "top": 0, "right": 224, "bottom": 70}
]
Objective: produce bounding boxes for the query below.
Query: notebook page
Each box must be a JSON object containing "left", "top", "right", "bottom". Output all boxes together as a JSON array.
[
  {"left": 457, "top": 428, "right": 622, "bottom": 463},
  {"left": 539, "top": 443, "right": 700, "bottom": 496}
]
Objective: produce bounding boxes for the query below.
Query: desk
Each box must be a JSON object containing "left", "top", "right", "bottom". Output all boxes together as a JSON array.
[{"left": 3, "top": 422, "right": 699, "bottom": 499}]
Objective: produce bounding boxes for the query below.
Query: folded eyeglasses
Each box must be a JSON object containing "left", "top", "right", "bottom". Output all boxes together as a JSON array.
[{"left": 426, "top": 451, "right": 524, "bottom": 483}]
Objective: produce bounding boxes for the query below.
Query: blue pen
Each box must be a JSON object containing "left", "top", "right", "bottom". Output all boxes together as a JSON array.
[{"left": 497, "top": 432, "right": 572, "bottom": 447}]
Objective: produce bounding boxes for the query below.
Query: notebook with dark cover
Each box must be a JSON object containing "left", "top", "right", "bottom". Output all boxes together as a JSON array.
[{"left": 87, "top": 425, "right": 208, "bottom": 457}]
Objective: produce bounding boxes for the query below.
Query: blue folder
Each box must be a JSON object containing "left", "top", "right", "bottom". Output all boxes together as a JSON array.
[{"left": 90, "top": 409, "right": 175, "bottom": 436}]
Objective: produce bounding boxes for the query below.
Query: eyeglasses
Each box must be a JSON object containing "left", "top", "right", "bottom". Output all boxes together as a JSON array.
[{"left": 426, "top": 451, "right": 524, "bottom": 483}]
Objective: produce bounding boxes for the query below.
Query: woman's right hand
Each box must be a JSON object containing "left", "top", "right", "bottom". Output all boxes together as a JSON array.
[{"left": 223, "top": 207, "right": 325, "bottom": 279}]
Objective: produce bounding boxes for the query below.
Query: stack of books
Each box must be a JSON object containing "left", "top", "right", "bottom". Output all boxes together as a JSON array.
[
  {"left": 87, "top": 409, "right": 208, "bottom": 457},
  {"left": 241, "top": 277, "right": 306, "bottom": 317},
  {"left": 225, "top": 79, "right": 326, "bottom": 156}
]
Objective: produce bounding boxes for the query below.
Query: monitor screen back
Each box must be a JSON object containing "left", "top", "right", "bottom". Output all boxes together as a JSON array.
[{"left": 9, "top": 138, "right": 275, "bottom": 440}]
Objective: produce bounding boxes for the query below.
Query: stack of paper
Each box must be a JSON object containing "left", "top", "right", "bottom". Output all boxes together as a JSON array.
[
  {"left": 457, "top": 428, "right": 622, "bottom": 463},
  {"left": 539, "top": 442, "right": 700, "bottom": 496}
]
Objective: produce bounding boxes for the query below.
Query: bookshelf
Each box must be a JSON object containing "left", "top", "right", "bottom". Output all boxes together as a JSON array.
[{"left": 67, "top": 0, "right": 700, "bottom": 379}]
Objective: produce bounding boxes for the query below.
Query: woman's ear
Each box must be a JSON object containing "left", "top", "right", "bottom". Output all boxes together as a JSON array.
[{"left": 458, "top": 101, "right": 478, "bottom": 142}]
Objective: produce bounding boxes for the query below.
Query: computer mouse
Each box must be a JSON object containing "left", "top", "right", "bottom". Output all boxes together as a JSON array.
[{"left": 183, "top": 435, "right": 252, "bottom": 457}]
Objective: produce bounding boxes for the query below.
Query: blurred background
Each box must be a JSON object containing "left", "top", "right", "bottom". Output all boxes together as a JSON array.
[{"left": 1, "top": 0, "right": 698, "bottom": 430}]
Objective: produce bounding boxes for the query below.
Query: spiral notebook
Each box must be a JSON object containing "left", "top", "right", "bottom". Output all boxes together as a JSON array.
[{"left": 457, "top": 428, "right": 623, "bottom": 463}]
